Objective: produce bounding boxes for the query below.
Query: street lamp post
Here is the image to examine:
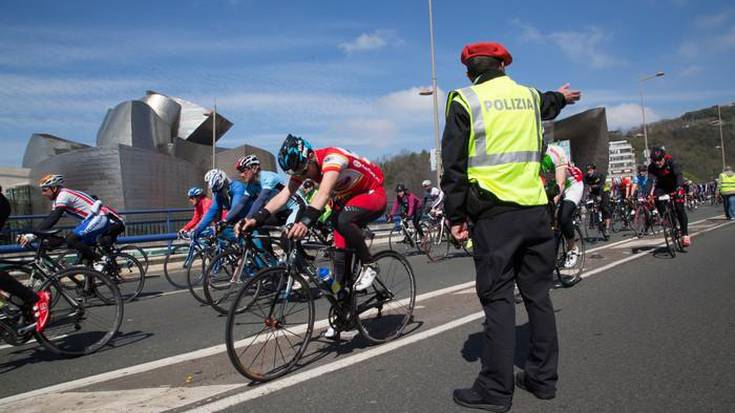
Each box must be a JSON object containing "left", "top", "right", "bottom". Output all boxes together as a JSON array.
[
  {"left": 638, "top": 71, "right": 665, "bottom": 161},
  {"left": 717, "top": 104, "right": 726, "bottom": 171},
  {"left": 427, "top": 0, "right": 442, "bottom": 185}
]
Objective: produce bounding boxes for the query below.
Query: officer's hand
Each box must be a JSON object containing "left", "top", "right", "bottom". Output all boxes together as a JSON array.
[
  {"left": 451, "top": 222, "right": 469, "bottom": 242},
  {"left": 557, "top": 83, "right": 581, "bottom": 104},
  {"left": 288, "top": 222, "right": 308, "bottom": 240}
]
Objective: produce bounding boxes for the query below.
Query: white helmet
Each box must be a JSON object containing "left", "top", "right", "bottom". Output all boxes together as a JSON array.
[
  {"left": 235, "top": 154, "right": 260, "bottom": 171},
  {"left": 422, "top": 180, "right": 432, "bottom": 187},
  {"left": 204, "top": 169, "right": 229, "bottom": 192},
  {"left": 39, "top": 174, "right": 64, "bottom": 188}
]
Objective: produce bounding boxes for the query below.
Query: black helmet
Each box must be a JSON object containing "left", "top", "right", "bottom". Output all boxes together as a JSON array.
[
  {"left": 637, "top": 164, "right": 647, "bottom": 173},
  {"left": 585, "top": 163, "right": 596, "bottom": 171},
  {"left": 650, "top": 147, "right": 666, "bottom": 161},
  {"left": 278, "top": 134, "right": 313, "bottom": 175},
  {"left": 395, "top": 183, "right": 406, "bottom": 193}
]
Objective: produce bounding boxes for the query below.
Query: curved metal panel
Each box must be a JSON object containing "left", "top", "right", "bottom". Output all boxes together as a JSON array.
[
  {"left": 22, "top": 134, "right": 92, "bottom": 169},
  {"left": 142, "top": 90, "right": 181, "bottom": 139}
]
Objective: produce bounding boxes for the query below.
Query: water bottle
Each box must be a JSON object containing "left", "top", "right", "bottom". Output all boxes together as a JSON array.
[{"left": 317, "top": 267, "right": 341, "bottom": 295}]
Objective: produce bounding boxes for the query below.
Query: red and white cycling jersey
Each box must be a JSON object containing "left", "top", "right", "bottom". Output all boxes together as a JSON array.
[
  {"left": 292, "top": 147, "right": 384, "bottom": 201},
  {"left": 546, "top": 144, "right": 583, "bottom": 188},
  {"left": 52, "top": 188, "right": 122, "bottom": 221}
]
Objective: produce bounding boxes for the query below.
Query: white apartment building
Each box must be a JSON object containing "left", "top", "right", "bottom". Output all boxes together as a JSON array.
[{"left": 608, "top": 140, "right": 636, "bottom": 180}]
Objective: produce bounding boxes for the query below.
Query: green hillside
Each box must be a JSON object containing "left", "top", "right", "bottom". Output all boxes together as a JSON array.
[{"left": 616, "top": 103, "right": 735, "bottom": 182}]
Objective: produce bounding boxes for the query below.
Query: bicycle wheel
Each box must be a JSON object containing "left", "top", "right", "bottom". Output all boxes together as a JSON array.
[
  {"left": 661, "top": 207, "right": 676, "bottom": 258},
  {"left": 388, "top": 227, "right": 411, "bottom": 255},
  {"left": 163, "top": 242, "right": 191, "bottom": 289},
  {"left": 610, "top": 206, "right": 621, "bottom": 233},
  {"left": 203, "top": 249, "right": 244, "bottom": 314},
  {"left": 35, "top": 267, "right": 123, "bottom": 356},
  {"left": 107, "top": 252, "right": 145, "bottom": 302},
  {"left": 226, "top": 267, "right": 314, "bottom": 382},
  {"left": 632, "top": 206, "right": 647, "bottom": 237},
  {"left": 354, "top": 250, "right": 416, "bottom": 344},
  {"left": 425, "top": 223, "right": 449, "bottom": 261},
  {"left": 118, "top": 245, "right": 149, "bottom": 274},
  {"left": 556, "top": 226, "right": 584, "bottom": 287},
  {"left": 186, "top": 250, "right": 210, "bottom": 305}
]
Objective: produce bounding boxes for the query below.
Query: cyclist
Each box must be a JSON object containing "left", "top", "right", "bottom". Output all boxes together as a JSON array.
[
  {"left": 631, "top": 165, "right": 651, "bottom": 198},
  {"left": 620, "top": 175, "right": 633, "bottom": 201},
  {"left": 648, "top": 147, "right": 690, "bottom": 246},
  {"left": 540, "top": 144, "right": 584, "bottom": 267},
  {"left": 388, "top": 184, "right": 425, "bottom": 241},
  {"left": 18, "top": 175, "right": 125, "bottom": 264},
  {"left": 421, "top": 179, "right": 445, "bottom": 217},
  {"left": 239, "top": 134, "right": 386, "bottom": 337},
  {"left": 178, "top": 187, "right": 218, "bottom": 238},
  {"left": 583, "top": 163, "right": 611, "bottom": 240}
]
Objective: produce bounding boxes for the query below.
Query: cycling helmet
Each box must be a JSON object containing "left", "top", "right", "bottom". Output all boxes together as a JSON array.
[
  {"left": 187, "top": 186, "right": 205, "bottom": 198},
  {"left": 302, "top": 179, "right": 315, "bottom": 190},
  {"left": 422, "top": 180, "right": 432, "bottom": 187},
  {"left": 39, "top": 174, "right": 64, "bottom": 188},
  {"left": 278, "top": 134, "right": 313, "bottom": 175},
  {"left": 235, "top": 154, "right": 260, "bottom": 172},
  {"left": 650, "top": 147, "right": 666, "bottom": 161},
  {"left": 637, "top": 164, "right": 647, "bottom": 173},
  {"left": 204, "top": 169, "right": 229, "bottom": 192},
  {"left": 585, "top": 163, "right": 596, "bottom": 171},
  {"left": 395, "top": 183, "right": 407, "bottom": 193}
]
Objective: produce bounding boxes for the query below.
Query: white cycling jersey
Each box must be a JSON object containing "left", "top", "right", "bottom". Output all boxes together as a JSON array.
[{"left": 53, "top": 188, "right": 122, "bottom": 221}]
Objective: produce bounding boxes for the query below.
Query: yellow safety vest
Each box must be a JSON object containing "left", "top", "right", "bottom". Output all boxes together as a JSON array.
[
  {"left": 719, "top": 172, "right": 735, "bottom": 195},
  {"left": 447, "top": 76, "right": 547, "bottom": 206}
]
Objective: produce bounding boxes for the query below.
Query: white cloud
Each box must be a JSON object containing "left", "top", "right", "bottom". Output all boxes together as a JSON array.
[
  {"left": 512, "top": 19, "right": 622, "bottom": 68},
  {"left": 604, "top": 103, "right": 661, "bottom": 130},
  {"left": 338, "top": 30, "right": 401, "bottom": 54},
  {"left": 693, "top": 10, "right": 733, "bottom": 29}
]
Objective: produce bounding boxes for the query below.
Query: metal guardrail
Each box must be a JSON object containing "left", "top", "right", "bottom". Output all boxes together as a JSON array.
[{"left": 0, "top": 204, "right": 401, "bottom": 255}]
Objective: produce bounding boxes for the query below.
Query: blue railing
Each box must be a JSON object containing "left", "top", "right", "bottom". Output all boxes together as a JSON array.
[{"left": 0, "top": 207, "right": 194, "bottom": 254}]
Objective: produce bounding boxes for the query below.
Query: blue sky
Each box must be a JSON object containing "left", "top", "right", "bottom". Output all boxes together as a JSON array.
[{"left": 1, "top": 0, "right": 734, "bottom": 166}]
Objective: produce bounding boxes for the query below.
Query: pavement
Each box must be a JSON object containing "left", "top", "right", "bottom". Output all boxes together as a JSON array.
[{"left": 0, "top": 205, "right": 733, "bottom": 412}]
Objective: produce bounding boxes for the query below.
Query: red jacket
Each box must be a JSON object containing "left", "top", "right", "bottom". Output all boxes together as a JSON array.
[{"left": 181, "top": 198, "right": 226, "bottom": 231}]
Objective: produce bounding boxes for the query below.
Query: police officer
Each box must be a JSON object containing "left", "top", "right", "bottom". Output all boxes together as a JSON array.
[{"left": 442, "top": 41, "right": 581, "bottom": 412}]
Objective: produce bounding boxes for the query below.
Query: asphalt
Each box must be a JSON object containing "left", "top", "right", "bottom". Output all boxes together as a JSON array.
[{"left": 0, "top": 205, "right": 732, "bottom": 412}]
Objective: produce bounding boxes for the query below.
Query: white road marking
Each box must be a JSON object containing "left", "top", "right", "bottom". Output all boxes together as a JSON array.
[
  {"left": 186, "top": 311, "right": 488, "bottom": 413},
  {"left": 0, "top": 280, "right": 475, "bottom": 406},
  {"left": 1, "top": 214, "right": 730, "bottom": 410}
]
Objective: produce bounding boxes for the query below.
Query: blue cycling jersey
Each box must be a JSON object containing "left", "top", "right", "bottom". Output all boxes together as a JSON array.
[
  {"left": 633, "top": 174, "right": 651, "bottom": 195},
  {"left": 194, "top": 179, "right": 254, "bottom": 234},
  {"left": 259, "top": 171, "right": 284, "bottom": 191}
]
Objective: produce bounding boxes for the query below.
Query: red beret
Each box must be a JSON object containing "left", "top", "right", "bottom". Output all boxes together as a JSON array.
[{"left": 460, "top": 42, "right": 512, "bottom": 66}]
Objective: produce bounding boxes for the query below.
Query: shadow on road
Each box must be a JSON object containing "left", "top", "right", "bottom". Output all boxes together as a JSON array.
[
  {"left": 0, "top": 329, "right": 153, "bottom": 374},
  {"left": 459, "top": 323, "right": 530, "bottom": 370}
]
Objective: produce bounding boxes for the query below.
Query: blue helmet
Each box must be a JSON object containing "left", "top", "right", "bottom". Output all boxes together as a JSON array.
[
  {"left": 187, "top": 186, "right": 205, "bottom": 198},
  {"left": 278, "top": 134, "right": 313, "bottom": 175}
]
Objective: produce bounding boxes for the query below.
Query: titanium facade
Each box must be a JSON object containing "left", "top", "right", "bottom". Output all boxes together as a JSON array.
[{"left": 20, "top": 91, "right": 275, "bottom": 214}]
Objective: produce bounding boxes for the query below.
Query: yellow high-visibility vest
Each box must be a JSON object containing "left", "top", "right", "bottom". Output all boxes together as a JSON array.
[
  {"left": 448, "top": 76, "right": 547, "bottom": 205},
  {"left": 719, "top": 172, "right": 735, "bottom": 195}
]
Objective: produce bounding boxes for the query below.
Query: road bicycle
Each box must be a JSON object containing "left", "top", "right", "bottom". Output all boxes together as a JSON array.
[
  {"left": 550, "top": 203, "right": 585, "bottom": 287},
  {"left": 610, "top": 197, "right": 634, "bottom": 233},
  {"left": 387, "top": 216, "right": 431, "bottom": 256},
  {"left": 0, "top": 229, "right": 123, "bottom": 356},
  {"left": 202, "top": 228, "right": 283, "bottom": 314},
  {"left": 54, "top": 243, "right": 145, "bottom": 303},
  {"left": 583, "top": 196, "right": 608, "bottom": 241},
  {"left": 225, "top": 225, "right": 415, "bottom": 382},
  {"left": 423, "top": 211, "right": 473, "bottom": 261},
  {"left": 631, "top": 196, "right": 660, "bottom": 237},
  {"left": 657, "top": 193, "right": 685, "bottom": 258}
]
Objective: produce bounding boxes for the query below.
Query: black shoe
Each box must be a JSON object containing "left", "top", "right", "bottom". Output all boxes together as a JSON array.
[
  {"left": 452, "top": 388, "right": 510, "bottom": 412},
  {"left": 514, "top": 372, "right": 556, "bottom": 400}
]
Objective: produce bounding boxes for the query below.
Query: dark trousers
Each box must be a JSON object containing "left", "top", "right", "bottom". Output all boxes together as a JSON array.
[{"left": 471, "top": 206, "right": 558, "bottom": 405}]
